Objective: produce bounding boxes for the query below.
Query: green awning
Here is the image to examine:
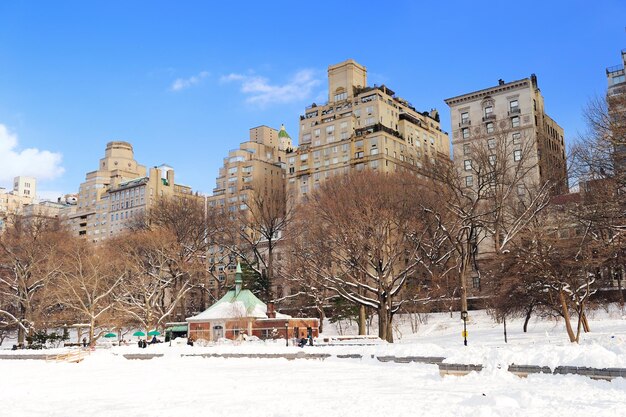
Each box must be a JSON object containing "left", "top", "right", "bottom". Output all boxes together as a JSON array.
[{"left": 166, "top": 325, "right": 188, "bottom": 332}]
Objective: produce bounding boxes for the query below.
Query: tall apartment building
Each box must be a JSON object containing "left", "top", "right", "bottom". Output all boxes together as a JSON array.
[
  {"left": 0, "top": 176, "right": 38, "bottom": 231},
  {"left": 207, "top": 125, "right": 292, "bottom": 287},
  {"left": 288, "top": 59, "right": 450, "bottom": 202},
  {"left": 606, "top": 49, "right": 626, "bottom": 175},
  {"left": 607, "top": 49, "right": 626, "bottom": 97},
  {"left": 445, "top": 74, "right": 567, "bottom": 196},
  {"left": 208, "top": 125, "right": 291, "bottom": 213},
  {"left": 69, "top": 141, "right": 194, "bottom": 242}
]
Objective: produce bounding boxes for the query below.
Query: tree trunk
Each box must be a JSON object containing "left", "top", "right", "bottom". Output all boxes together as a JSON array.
[
  {"left": 267, "top": 241, "right": 274, "bottom": 301},
  {"left": 523, "top": 305, "right": 533, "bottom": 333},
  {"left": 581, "top": 309, "right": 590, "bottom": 333},
  {"left": 575, "top": 307, "right": 583, "bottom": 343},
  {"left": 386, "top": 315, "right": 394, "bottom": 343},
  {"left": 503, "top": 314, "right": 508, "bottom": 343},
  {"left": 559, "top": 290, "right": 576, "bottom": 343},
  {"left": 358, "top": 305, "right": 366, "bottom": 335},
  {"left": 378, "top": 295, "right": 393, "bottom": 343},
  {"left": 459, "top": 262, "right": 469, "bottom": 314},
  {"left": 316, "top": 304, "right": 325, "bottom": 334},
  {"left": 89, "top": 317, "right": 96, "bottom": 347},
  {"left": 618, "top": 268, "right": 625, "bottom": 306},
  {"left": 17, "top": 303, "right": 27, "bottom": 345}
]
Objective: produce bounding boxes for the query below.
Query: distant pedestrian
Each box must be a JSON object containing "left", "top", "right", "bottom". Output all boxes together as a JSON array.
[{"left": 82, "top": 337, "right": 87, "bottom": 348}]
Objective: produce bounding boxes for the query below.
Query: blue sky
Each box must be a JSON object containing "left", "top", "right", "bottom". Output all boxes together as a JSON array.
[{"left": 0, "top": 0, "right": 625, "bottom": 198}]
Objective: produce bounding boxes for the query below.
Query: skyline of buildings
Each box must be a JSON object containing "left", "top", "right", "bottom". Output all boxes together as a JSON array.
[{"left": 1, "top": 50, "right": 621, "bottom": 239}]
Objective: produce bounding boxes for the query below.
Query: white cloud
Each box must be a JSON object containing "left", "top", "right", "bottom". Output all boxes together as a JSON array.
[
  {"left": 0, "top": 124, "right": 64, "bottom": 184},
  {"left": 170, "top": 71, "right": 210, "bottom": 92},
  {"left": 220, "top": 69, "right": 321, "bottom": 106}
]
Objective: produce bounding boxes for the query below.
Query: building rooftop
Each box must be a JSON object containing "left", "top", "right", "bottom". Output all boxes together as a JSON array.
[{"left": 444, "top": 76, "right": 536, "bottom": 105}]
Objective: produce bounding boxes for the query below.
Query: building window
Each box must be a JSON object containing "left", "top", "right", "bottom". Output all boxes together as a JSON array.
[
  {"left": 465, "top": 176, "right": 473, "bottom": 186},
  {"left": 371, "top": 148, "right": 379, "bottom": 155},
  {"left": 513, "top": 150, "right": 522, "bottom": 161},
  {"left": 488, "top": 155, "right": 496, "bottom": 166},
  {"left": 472, "top": 276, "right": 480, "bottom": 289},
  {"left": 511, "top": 116, "right": 520, "bottom": 128},
  {"left": 462, "top": 128, "right": 469, "bottom": 139},
  {"left": 326, "top": 125, "right": 335, "bottom": 134},
  {"left": 365, "top": 117, "right": 375, "bottom": 126},
  {"left": 486, "top": 122, "right": 494, "bottom": 134},
  {"left": 314, "top": 129, "right": 320, "bottom": 136},
  {"left": 463, "top": 144, "right": 471, "bottom": 155},
  {"left": 487, "top": 138, "right": 496, "bottom": 149},
  {"left": 334, "top": 92, "right": 347, "bottom": 102},
  {"left": 461, "top": 112, "right": 469, "bottom": 124},
  {"left": 484, "top": 106, "right": 493, "bottom": 118},
  {"left": 509, "top": 100, "right": 519, "bottom": 112},
  {"left": 512, "top": 132, "right": 521, "bottom": 144},
  {"left": 517, "top": 184, "right": 525, "bottom": 196},
  {"left": 355, "top": 151, "right": 364, "bottom": 158},
  {"left": 464, "top": 159, "right": 472, "bottom": 171}
]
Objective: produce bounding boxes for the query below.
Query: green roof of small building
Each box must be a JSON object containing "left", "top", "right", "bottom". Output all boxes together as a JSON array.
[
  {"left": 278, "top": 124, "right": 291, "bottom": 138},
  {"left": 186, "top": 288, "right": 268, "bottom": 321}
]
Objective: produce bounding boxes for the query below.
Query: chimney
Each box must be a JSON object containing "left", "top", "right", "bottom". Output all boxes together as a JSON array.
[
  {"left": 266, "top": 302, "right": 276, "bottom": 318},
  {"left": 498, "top": 79, "right": 505, "bottom": 86}
]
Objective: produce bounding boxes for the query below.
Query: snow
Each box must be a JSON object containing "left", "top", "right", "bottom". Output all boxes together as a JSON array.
[
  {"left": 1, "top": 306, "right": 625, "bottom": 416},
  {"left": 186, "top": 299, "right": 268, "bottom": 320}
]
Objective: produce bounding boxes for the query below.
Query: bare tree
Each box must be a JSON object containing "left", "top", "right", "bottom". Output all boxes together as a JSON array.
[
  {"left": 223, "top": 179, "right": 291, "bottom": 302},
  {"left": 571, "top": 93, "right": 626, "bottom": 303},
  {"left": 145, "top": 196, "right": 214, "bottom": 318},
  {"left": 115, "top": 229, "right": 199, "bottom": 333},
  {"left": 427, "top": 128, "right": 555, "bottom": 314},
  {"left": 0, "top": 215, "right": 66, "bottom": 345},
  {"left": 488, "top": 205, "right": 603, "bottom": 343},
  {"left": 287, "top": 171, "right": 441, "bottom": 342},
  {"left": 54, "top": 240, "right": 125, "bottom": 346}
]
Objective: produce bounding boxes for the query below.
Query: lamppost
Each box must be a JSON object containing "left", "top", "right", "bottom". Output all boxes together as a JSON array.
[
  {"left": 285, "top": 323, "right": 289, "bottom": 347},
  {"left": 461, "top": 310, "right": 468, "bottom": 346}
]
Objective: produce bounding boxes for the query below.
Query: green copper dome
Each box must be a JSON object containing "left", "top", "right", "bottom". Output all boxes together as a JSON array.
[{"left": 278, "top": 124, "right": 291, "bottom": 139}]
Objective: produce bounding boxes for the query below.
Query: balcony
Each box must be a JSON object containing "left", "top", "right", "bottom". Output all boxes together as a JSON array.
[
  {"left": 399, "top": 112, "right": 422, "bottom": 127},
  {"left": 459, "top": 119, "right": 471, "bottom": 127},
  {"left": 355, "top": 123, "right": 403, "bottom": 140},
  {"left": 482, "top": 114, "right": 496, "bottom": 122}
]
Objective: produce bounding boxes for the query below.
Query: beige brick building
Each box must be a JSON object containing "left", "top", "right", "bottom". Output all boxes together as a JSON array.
[
  {"left": 0, "top": 176, "right": 38, "bottom": 231},
  {"left": 207, "top": 125, "right": 292, "bottom": 288},
  {"left": 69, "top": 141, "right": 194, "bottom": 242},
  {"left": 445, "top": 74, "right": 567, "bottom": 196},
  {"left": 288, "top": 59, "right": 450, "bottom": 202}
]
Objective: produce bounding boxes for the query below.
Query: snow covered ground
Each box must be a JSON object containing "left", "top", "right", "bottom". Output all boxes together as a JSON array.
[{"left": 1, "top": 306, "right": 625, "bottom": 416}]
